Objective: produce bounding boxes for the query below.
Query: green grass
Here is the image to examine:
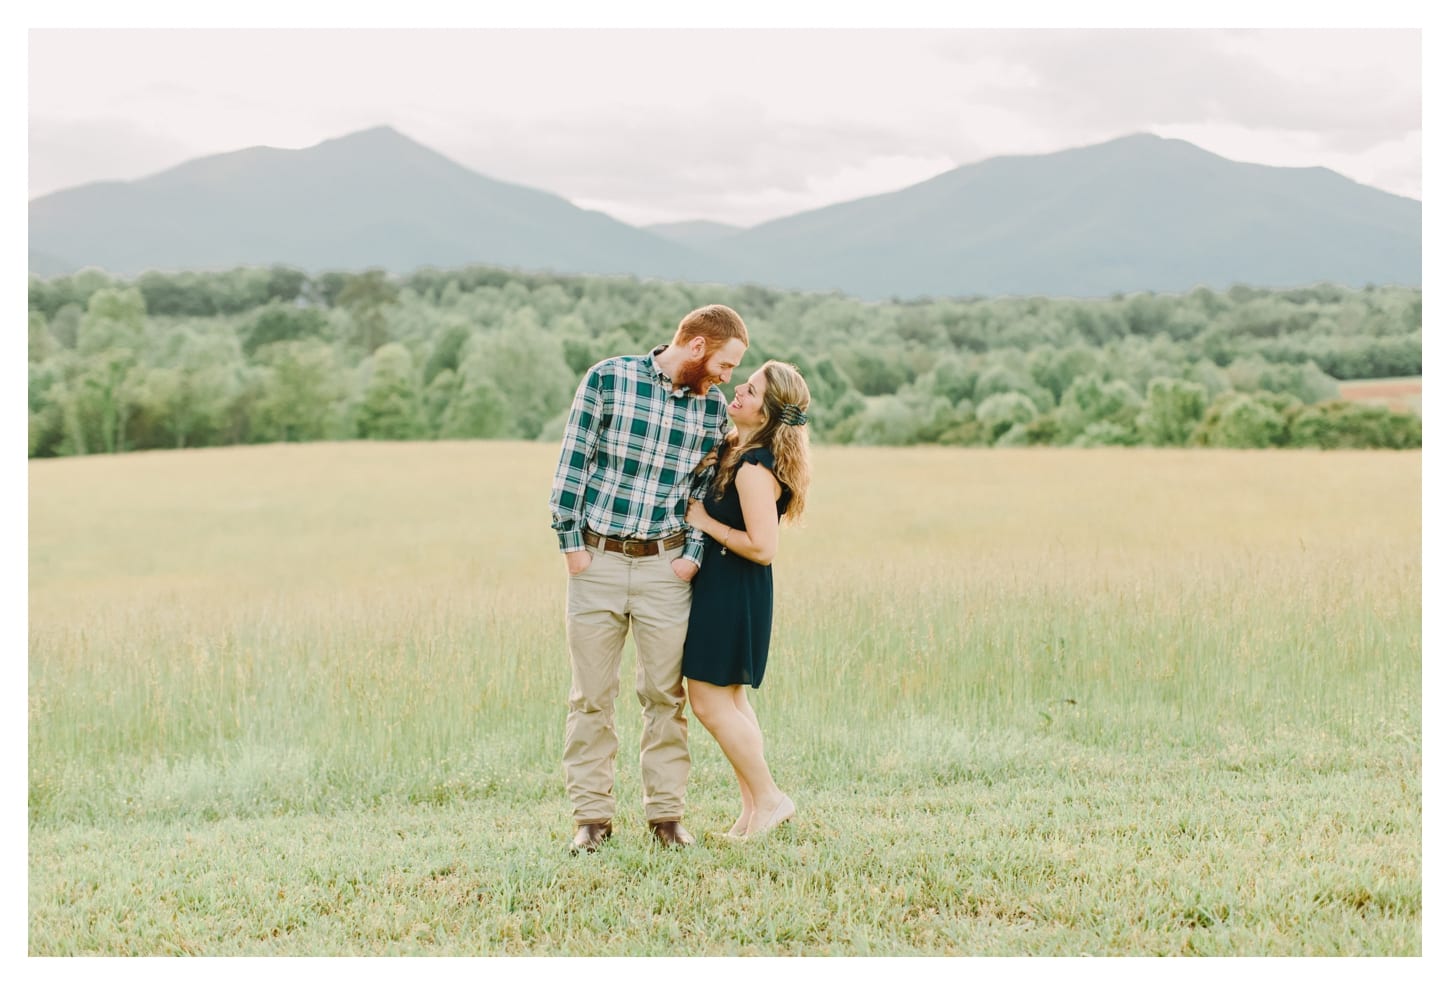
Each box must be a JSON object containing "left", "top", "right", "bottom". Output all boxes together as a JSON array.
[{"left": 28, "top": 442, "right": 1421, "bottom": 955}]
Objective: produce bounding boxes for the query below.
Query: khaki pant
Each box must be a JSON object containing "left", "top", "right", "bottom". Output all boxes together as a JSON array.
[{"left": 564, "top": 541, "right": 693, "bottom": 825}]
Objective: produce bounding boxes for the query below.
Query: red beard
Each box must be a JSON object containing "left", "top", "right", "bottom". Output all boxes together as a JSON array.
[{"left": 672, "top": 354, "right": 715, "bottom": 396}]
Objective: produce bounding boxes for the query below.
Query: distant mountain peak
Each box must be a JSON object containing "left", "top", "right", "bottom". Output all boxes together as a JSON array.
[
  {"left": 320, "top": 124, "right": 415, "bottom": 146},
  {"left": 29, "top": 129, "right": 1419, "bottom": 297},
  {"left": 27, "top": 121, "right": 730, "bottom": 283},
  {"left": 1106, "top": 131, "right": 1168, "bottom": 144},
  {"left": 1063, "top": 132, "right": 1206, "bottom": 157}
]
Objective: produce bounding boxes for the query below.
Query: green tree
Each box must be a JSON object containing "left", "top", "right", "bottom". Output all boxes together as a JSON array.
[
  {"left": 253, "top": 340, "right": 346, "bottom": 443},
  {"left": 975, "top": 391, "right": 1039, "bottom": 444},
  {"left": 1186, "top": 359, "right": 1232, "bottom": 400},
  {"left": 850, "top": 396, "right": 922, "bottom": 446},
  {"left": 423, "top": 368, "right": 457, "bottom": 436},
  {"left": 357, "top": 343, "right": 424, "bottom": 440},
  {"left": 1226, "top": 356, "right": 1339, "bottom": 404},
  {"left": 805, "top": 354, "right": 853, "bottom": 409},
  {"left": 422, "top": 320, "right": 473, "bottom": 384},
  {"left": 1026, "top": 344, "right": 1100, "bottom": 404},
  {"left": 264, "top": 265, "right": 309, "bottom": 304},
  {"left": 1056, "top": 375, "right": 1142, "bottom": 444},
  {"left": 1192, "top": 393, "right": 1286, "bottom": 448},
  {"left": 69, "top": 288, "right": 148, "bottom": 453},
  {"left": 46, "top": 303, "right": 83, "bottom": 350},
  {"left": 28, "top": 358, "right": 68, "bottom": 458},
  {"left": 123, "top": 330, "right": 246, "bottom": 449},
  {"left": 78, "top": 287, "right": 145, "bottom": 353},
  {"left": 972, "top": 361, "right": 1052, "bottom": 413},
  {"left": 29, "top": 312, "right": 61, "bottom": 364},
  {"left": 918, "top": 354, "right": 977, "bottom": 406},
  {"left": 1136, "top": 378, "right": 1208, "bottom": 447},
  {"left": 337, "top": 269, "right": 400, "bottom": 354},
  {"left": 28, "top": 268, "right": 117, "bottom": 319},
  {"left": 1287, "top": 401, "right": 1421, "bottom": 450},
  {"left": 838, "top": 343, "right": 913, "bottom": 397},
  {"left": 438, "top": 357, "right": 511, "bottom": 439},
  {"left": 821, "top": 390, "right": 867, "bottom": 444},
  {"left": 126, "top": 367, "right": 189, "bottom": 449},
  {"left": 1072, "top": 420, "right": 1138, "bottom": 447},
  {"left": 137, "top": 270, "right": 213, "bottom": 317},
  {"left": 461, "top": 320, "right": 574, "bottom": 439},
  {"left": 242, "top": 302, "right": 330, "bottom": 357}
]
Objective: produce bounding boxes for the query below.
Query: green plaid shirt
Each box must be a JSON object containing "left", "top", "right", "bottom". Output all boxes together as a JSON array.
[{"left": 550, "top": 346, "right": 731, "bottom": 567}]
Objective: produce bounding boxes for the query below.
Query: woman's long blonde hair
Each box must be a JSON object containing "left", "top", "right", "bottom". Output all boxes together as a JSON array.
[{"left": 712, "top": 359, "right": 812, "bottom": 524}]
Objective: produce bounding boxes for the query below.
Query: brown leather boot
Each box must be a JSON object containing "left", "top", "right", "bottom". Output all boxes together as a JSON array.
[
  {"left": 570, "top": 820, "right": 613, "bottom": 854},
  {"left": 648, "top": 820, "right": 696, "bottom": 847}
]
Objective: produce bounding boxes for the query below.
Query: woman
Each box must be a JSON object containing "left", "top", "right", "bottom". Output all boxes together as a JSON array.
[{"left": 682, "top": 359, "right": 812, "bottom": 840}]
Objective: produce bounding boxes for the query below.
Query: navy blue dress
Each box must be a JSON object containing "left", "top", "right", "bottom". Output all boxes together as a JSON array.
[{"left": 682, "top": 447, "right": 792, "bottom": 688}]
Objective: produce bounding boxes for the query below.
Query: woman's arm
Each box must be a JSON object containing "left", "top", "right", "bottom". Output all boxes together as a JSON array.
[{"left": 688, "top": 463, "right": 782, "bottom": 566}]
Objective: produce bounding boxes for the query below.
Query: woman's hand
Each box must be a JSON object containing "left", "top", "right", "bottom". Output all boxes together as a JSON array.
[{"left": 685, "top": 498, "right": 710, "bottom": 530}]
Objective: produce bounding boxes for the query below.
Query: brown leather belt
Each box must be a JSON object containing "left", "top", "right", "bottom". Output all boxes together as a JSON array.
[{"left": 583, "top": 529, "right": 686, "bottom": 558}]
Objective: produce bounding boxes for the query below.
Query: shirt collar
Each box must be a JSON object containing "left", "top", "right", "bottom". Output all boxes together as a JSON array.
[{"left": 647, "top": 344, "right": 691, "bottom": 399}]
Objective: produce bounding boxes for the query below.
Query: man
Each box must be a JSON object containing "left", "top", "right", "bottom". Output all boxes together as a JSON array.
[{"left": 549, "top": 304, "right": 749, "bottom": 853}]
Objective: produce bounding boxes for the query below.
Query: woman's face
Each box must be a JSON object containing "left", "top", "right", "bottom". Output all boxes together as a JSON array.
[{"left": 728, "top": 368, "right": 770, "bottom": 429}]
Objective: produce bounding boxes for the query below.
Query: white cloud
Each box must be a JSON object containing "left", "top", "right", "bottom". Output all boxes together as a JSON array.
[{"left": 936, "top": 30, "right": 1421, "bottom": 137}]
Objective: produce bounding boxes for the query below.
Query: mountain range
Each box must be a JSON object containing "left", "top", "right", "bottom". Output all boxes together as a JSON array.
[{"left": 28, "top": 126, "right": 1421, "bottom": 300}]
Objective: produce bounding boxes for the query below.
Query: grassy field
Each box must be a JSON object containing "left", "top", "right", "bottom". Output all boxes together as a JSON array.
[{"left": 28, "top": 441, "right": 1421, "bottom": 955}]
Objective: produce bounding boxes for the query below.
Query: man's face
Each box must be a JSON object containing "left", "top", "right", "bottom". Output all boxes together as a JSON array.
[{"left": 677, "top": 337, "right": 747, "bottom": 396}]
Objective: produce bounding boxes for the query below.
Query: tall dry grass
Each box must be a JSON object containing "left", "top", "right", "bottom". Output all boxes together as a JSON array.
[{"left": 29, "top": 443, "right": 1419, "bottom": 823}]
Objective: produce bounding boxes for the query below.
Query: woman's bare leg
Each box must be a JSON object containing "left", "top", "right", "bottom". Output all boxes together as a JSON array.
[
  {"left": 730, "top": 686, "right": 794, "bottom": 835},
  {"left": 727, "top": 766, "right": 754, "bottom": 836},
  {"left": 687, "top": 679, "right": 784, "bottom": 833},
  {"left": 726, "top": 688, "right": 763, "bottom": 834}
]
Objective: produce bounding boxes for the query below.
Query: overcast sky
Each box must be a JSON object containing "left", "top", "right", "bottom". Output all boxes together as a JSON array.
[{"left": 26, "top": 26, "right": 1423, "bottom": 228}]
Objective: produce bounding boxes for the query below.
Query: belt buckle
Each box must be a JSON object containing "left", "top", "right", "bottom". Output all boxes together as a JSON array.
[{"left": 621, "top": 539, "right": 648, "bottom": 558}]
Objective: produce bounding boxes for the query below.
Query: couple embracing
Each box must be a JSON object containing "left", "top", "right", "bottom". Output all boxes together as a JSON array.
[{"left": 547, "top": 304, "right": 813, "bottom": 854}]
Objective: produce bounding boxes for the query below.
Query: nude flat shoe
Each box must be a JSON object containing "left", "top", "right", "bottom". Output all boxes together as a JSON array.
[{"left": 747, "top": 795, "right": 796, "bottom": 838}]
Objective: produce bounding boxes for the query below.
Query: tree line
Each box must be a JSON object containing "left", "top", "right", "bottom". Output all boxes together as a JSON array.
[{"left": 28, "top": 265, "right": 1422, "bottom": 458}]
